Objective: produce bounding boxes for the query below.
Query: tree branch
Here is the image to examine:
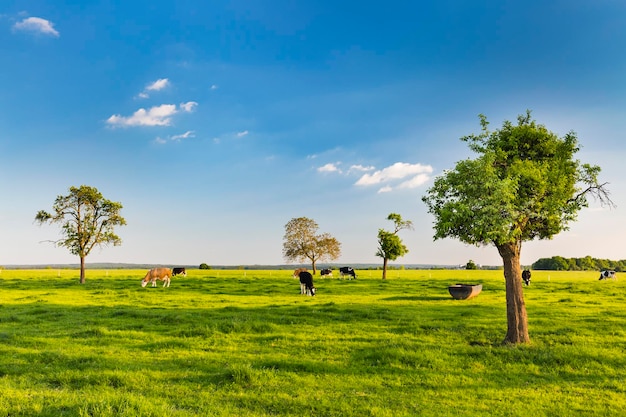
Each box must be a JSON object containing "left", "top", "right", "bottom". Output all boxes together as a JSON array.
[{"left": 568, "top": 181, "right": 616, "bottom": 208}]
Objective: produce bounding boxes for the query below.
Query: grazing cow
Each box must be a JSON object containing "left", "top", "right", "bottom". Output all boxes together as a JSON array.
[
  {"left": 141, "top": 267, "right": 172, "bottom": 288},
  {"left": 599, "top": 270, "right": 617, "bottom": 281},
  {"left": 172, "top": 267, "right": 187, "bottom": 276},
  {"left": 320, "top": 268, "right": 333, "bottom": 278},
  {"left": 293, "top": 268, "right": 307, "bottom": 279},
  {"left": 522, "top": 269, "right": 531, "bottom": 286},
  {"left": 339, "top": 266, "right": 357, "bottom": 279},
  {"left": 294, "top": 270, "right": 316, "bottom": 296}
]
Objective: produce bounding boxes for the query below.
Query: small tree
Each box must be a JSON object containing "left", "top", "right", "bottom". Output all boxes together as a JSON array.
[
  {"left": 466, "top": 260, "right": 478, "bottom": 270},
  {"left": 422, "top": 111, "right": 613, "bottom": 344},
  {"left": 35, "top": 185, "right": 126, "bottom": 284},
  {"left": 282, "top": 217, "right": 341, "bottom": 274},
  {"left": 376, "top": 213, "right": 413, "bottom": 279},
  {"left": 199, "top": 263, "right": 211, "bottom": 270}
]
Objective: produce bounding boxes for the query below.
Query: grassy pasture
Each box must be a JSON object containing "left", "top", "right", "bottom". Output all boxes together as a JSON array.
[{"left": 0, "top": 268, "right": 624, "bottom": 416}]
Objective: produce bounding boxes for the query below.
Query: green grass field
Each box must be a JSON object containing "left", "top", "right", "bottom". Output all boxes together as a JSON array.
[{"left": 0, "top": 268, "right": 624, "bottom": 416}]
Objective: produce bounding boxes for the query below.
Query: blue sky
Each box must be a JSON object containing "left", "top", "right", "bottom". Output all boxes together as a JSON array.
[{"left": 1, "top": 1, "right": 625, "bottom": 267}]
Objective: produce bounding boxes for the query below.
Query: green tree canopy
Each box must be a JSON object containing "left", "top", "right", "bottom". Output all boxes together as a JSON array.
[
  {"left": 282, "top": 217, "right": 341, "bottom": 274},
  {"left": 376, "top": 213, "right": 413, "bottom": 280},
  {"left": 422, "top": 111, "right": 612, "bottom": 344},
  {"left": 465, "top": 260, "right": 478, "bottom": 270},
  {"left": 35, "top": 185, "right": 126, "bottom": 284}
]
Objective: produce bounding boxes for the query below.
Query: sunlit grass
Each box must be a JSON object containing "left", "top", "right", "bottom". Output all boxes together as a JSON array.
[{"left": 0, "top": 268, "right": 624, "bottom": 416}]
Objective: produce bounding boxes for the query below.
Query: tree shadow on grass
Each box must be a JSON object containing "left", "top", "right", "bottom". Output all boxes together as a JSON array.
[{"left": 382, "top": 295, "right": 451, "bottom": 301}]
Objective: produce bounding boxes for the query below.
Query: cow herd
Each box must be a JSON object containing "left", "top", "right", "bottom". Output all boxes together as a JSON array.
[
  {"left": 140, "top": 266, "right": 617, "bottom": 293},
  {"left": 140, "top": 266, "right": 359, "bottom": 297},
  {"left": 291, "top": 267, "right": 358, "bottom": 297}
]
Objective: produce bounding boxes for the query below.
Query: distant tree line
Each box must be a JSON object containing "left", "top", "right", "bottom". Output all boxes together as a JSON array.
[{"left": 532, "top": 256, "right": 626, "bottom": 272}]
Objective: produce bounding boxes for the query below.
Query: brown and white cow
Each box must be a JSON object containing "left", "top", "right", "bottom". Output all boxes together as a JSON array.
[
  {"left": 293, "top": 268, "right": 307, "bottom": 279},
  {"left": 141, "top": 267, "right": 172, "bottom": 288}
]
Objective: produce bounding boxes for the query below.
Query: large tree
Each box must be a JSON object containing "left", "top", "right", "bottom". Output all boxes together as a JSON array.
[
  {"left": 35, "top": 185, "right": 127, "bottom": 284},
  {"left": 282, "top": 217, "right": 341, "bottom": 274},
  {"left": 422, "top": 111, "right": 613, "bottom": 344},
  {"left": 376, "top": 213, "right": 413, "bottom": 279}
]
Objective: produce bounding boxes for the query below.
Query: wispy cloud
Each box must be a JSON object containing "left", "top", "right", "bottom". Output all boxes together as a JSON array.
[
  {"left": 212, "top": 129, "right": 251, "bottom": 144},
  {"left": 171, "top": 131, "right": 195, "bottom": 141},
  {"left": 180, "top": 101, "right": 198, "bottom": 112},
  {"left": 137, "top": 78, "right": 170, "bottom": 99},
  {"left": 13, "top": 17, "right": 59, "bottom": 37},
  {"left": 154, "top": 131, "right": 196, "bottom": 144},
  {"left": 355, "top": 162, "right": 433, "bottom": 193},
  {"left": 318, "top": 163, "right": 342, "bottom": 173},
  {"left": 348, "top": 164, "right": 375, "bottom": 174}
]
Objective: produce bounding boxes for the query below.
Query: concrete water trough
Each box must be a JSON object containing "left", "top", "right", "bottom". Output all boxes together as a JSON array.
[{"left": 448, "top": 284, "right": 483, "bottom": 300}]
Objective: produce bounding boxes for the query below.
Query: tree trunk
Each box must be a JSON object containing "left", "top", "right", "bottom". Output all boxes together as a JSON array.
[
  {"left": 382, "top": 258, "right": 388, "bottom": 280},
  {"left": 497, "top": 241, "right": 530, "bottom": 344},
  {"left": 79, "top": 256, "right": 86, "bottom": 284}
]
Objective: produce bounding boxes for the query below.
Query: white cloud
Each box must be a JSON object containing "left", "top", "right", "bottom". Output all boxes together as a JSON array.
[
  {"left": 171, "top": 131, "right": 195, "bottom": 141},
  {"left": 236, "top": 130, "right": 249, "bottom": 137},
  {"left": 348, "top": 164, "right": 375, "bottom": 173},
  {"left": 107, "top": 104, "right": 178, "bottom": 127},
  {"left": 107, "top": 102, "right": 197, "bottom": 127},
  {"left": 154, "top": 137, "right": 167, "bottom": 145},
  {"left": 378, "top": 186, "right": 393, "bottom": 193},
  {"left": 318, "top": 163, "right": 342, "bottom": 173},
  {"left": 210, "top": 84, "right": 219, "bottom": 90},
  {"left": 397, "top": 173, "right": 431, "bottom": 189},
  {"left": 136, "top": 78, "right": 170, "bottom": 99},
  {"left": 146, "top": 78, "right": 169, "bottom": 91},
  {"left": 13, "top": 17, "right": 59, "bottom": 37},
  {"left": 180, "top": 101, "right": 198, "bottom": 112},
  {"left": 355, "top": 162, "right": 433, "bottom": 186}
]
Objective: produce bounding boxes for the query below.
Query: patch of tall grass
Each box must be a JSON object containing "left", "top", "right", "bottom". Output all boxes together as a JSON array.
[{"left": 0, "top": 268, "right": 624, "bottom": 416}]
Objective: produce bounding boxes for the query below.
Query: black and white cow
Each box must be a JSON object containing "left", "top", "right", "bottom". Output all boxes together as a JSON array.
[
  {"left": 172, "top": 267, "right": 187, "bottom": 276},
  {"left": 339, "top": 266, "right": 357, "bottom": 279},
  {"left": 320, "top": 268, "right": 333, "bottom": 278},
  {"left": 296, "top": 270, "right": 316, "bottom": 296},
  {"left": 522, "top": 269, "right": 531, "bottom": 286},
  {"left": 599, "top": 270, "right": 616, "bottom": 280}
]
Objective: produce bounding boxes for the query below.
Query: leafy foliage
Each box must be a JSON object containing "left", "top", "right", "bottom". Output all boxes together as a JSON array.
[
  {"left": 422, "top": 111, "right": 612, "bottom": 248},
  {"left": 466, "top": 259, "right": 478, "bottom": 270},
  {"left": 533, "top": 256, "right": 626, "bottom": 271}
]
